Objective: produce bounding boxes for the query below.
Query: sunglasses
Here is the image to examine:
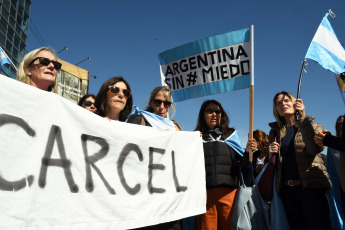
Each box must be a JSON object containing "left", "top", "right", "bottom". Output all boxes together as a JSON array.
[
  {"left": 108, "top": 86, "right": 131, "bottom": 98},
  {"left": 84, "top": 100, "right": 95, "bottom": 107},
  {"left": 205, "top": 109, "right": 221, "bottom": 114},
  {"left": 152, "top": 99, "right": 172, "bottom": 107},
  {"left": 29, "top": 57, "right": 62, "bottom": 70}
]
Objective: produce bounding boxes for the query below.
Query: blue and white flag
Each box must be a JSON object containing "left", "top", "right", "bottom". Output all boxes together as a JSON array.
[
  {"left": 129, "top": 105, "right": 176, "bottom": 131},
  {"left": 224, "top": 130, "right": 245, "bottom": 156},
  {"left": 305, "top": 12, "right": 345, "bottom": 75},
  {"left": 0, "top": 47, "right": 11, "bottom": 69},
  {"left": 159, "top": 28, "right": 252, "bottom": 102}
]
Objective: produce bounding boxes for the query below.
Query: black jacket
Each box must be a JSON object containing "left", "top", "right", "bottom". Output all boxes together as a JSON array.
[
  {"left": 202, "top": 128, "right": 249, "bottom": 189},
  {"left": 323, "top": 114, "right": 345, "bottom": 152}
]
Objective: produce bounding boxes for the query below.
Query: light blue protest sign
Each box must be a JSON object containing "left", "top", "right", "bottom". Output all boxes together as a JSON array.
[{"left": 159, "top": 28, "right": 252, "bottom": 102}]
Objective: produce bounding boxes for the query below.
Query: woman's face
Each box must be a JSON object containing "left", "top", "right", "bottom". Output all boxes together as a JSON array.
[
  {"left": 26, "top": 50, "right": 57, "bottom": 90},
  {"left": 275, "top": 94, "right": 294, "bottom": 118},
  {"left": 204, "top": 103, "right": 222, "bottom": 130},
  {"left": 82, "top": 96, "right": 96, "bottom": 113},
  {"left": 105, "top": 81, "right": 128, "bottom": 117},
  {"left": 149, "top": 91, "right": 171, "bottom": 118}
]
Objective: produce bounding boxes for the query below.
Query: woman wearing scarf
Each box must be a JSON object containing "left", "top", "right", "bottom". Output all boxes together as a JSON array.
[{"left": 195, "top": 99, "right": 255, "bottom": 230}]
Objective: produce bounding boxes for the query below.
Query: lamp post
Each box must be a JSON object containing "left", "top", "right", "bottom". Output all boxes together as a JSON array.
[
  {"left": 57, "top": 46, "right": 68, "bottom": 54},
  {"left": 75, "top": 57, "right": 91, "bottom": 66}
]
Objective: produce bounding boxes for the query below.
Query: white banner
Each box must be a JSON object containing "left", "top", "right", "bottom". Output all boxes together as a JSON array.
[{"left": 0, "top": 75, "right": 206, "bottom": 229}]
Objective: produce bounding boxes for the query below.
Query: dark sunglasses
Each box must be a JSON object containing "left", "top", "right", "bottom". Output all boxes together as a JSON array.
[
  {"left": 108, "top": 86, "right": 131, "bottom": 98},
  {"left": 84, "top": 100, "right": 95, "bottom": 107},
  {"left": 205, "top": 109, "right": 221, "bottom": 114},
  {"left": 29, "top": 57, "right": 62, "bottom": 70},
  {"left": 153, "top": 99, "right": 172, "bottom": 107}
]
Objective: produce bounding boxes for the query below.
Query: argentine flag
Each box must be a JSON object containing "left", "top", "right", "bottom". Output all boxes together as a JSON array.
[
  {"left": 159, "top": 28, "right": 252, "bottom": 102},
  {"left": 305, "top": 12, "right": 345, "bottom": 75},
  {"left": 129, "top": 106, "right": 176, "bottom": 131},
  {"left": 224, "top": 130, "right": 245, "bottom": 156},
  {"left": 0, "top": 47, "right": 11, "bottom": 69}
]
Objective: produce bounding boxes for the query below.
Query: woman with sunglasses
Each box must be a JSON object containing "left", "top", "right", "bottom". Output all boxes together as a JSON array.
[
  {"left": 268, "top": 91, "right": 331, "bottom": 230},
  {"left": 195, "top": 99, "right": 255, "bottom": 230},
  {"left": 127, "top": 86, "right": 181, "bottom": 130},
  {"left": 17, "top": 47, "right": 62, "bottom": 91},
  {"left": 78, "top": 94, "right": 97, "bottom": 113},
  {"left": 95, "top": 77, "right": 132, "bottom": 121},
  {"left": 128, "top": 86, "right": 183, "bottom": 230}
]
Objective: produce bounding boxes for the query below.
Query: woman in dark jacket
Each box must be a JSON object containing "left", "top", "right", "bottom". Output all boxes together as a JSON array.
[
  {"left": 195, "top": 100, "right": 255, "bottom": 230},
  {"left": 315, "top": 114, "right": 345, "bottom": 220},
  {"left": 269, "top": 91, "right": 331, "bottom": 230}
]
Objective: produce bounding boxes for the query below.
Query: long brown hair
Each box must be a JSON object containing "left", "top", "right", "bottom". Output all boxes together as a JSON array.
[
  {"left": 95, "top": 76, "right": 133, "bottom": 121},
  {"left": 253, "top": 129, "right": 268, "bottom": 157}
]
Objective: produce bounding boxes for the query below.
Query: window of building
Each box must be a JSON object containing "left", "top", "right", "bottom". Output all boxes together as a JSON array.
[
  {"left": 7, "top": 26, "right": 14, "bottom": 43},
  {"left": 12, "top": 46, "right": 18, "bottom": 61},
  {"left": 18, "top": 2, "right": 23, "bottom": 18},
  {"left": 1, "top": 5, "right": 9, "bottom": 21},
  {"left": 5, "top": 40, "right": 12, "bottom": 53},
  {"left": 2, "top": 0, "right": 9, "bottom": 11},
  {"left": 0, "top": 16, "right": 7, "bottom": 35},
  {"left": 9, "top": 14, "right": 15, "bottom": 28},
  {"left": 14, "top": 34, "right": 20, "bottom": 49},
  {"left": 0, "top": 30, "right": 5, "bottom": 45},
  {"left": 9, "top": 4, "right": 16, "bottom": 18}
]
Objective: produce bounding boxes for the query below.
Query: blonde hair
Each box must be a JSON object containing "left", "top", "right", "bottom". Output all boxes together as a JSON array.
[
  {"left": 16, "top": 47, "right": 57, "bottom": 84},
  {"left": 148, "top": 86, "right": 176, "bottom": 117},
  {"left": 272, "top": 91, "right": 297, "bottom": 138}
]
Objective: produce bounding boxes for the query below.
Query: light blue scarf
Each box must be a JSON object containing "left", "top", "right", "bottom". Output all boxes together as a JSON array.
[{"left": 129, "top": 106, "right": 175, "bottom": 131}]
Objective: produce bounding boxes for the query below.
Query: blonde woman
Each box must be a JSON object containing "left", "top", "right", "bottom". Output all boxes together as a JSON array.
[
  {"left": 268, "top": 91, "right": 331, "bottom": 230},
  {"left": 17, "top": 47, "right": 61, "bottom": 91}
]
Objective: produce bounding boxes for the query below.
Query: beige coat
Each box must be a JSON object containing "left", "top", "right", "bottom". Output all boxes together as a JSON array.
[{"left": 268, "top": 115, "right": 332, "bottom": 192}]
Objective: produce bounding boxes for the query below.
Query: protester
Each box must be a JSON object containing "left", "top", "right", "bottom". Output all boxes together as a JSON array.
[
  {"left": 194, "top": 99, "right": 256, "bottom": 230},
  {"left": 247, "top": 129, "right": 269, "bottom": 178},
  {"left": 268, "top": 91, "right": 332, "bottom": 230},
  {"left": 315, "top": 114, "right": 345, "bottom": 220},
  {"left": 127, "top": 85, "right": 182, "bottom": 230},
  {"left": 78, "top": 94, "right": 97, "bottom": 113},
  {"left": 16, "top": 47, "right": 62, "bottom": 91},
  {"left": 95, "top": 76, "right": 132, "bottom": 121},
  {"left": 127, "top": 86, "right": 181, "bottom": 130}
]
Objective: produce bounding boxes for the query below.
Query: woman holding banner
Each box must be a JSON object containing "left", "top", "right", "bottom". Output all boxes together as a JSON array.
[
  {"left": 95, "top": 76, "right": 133, "bottom": 121},
  {"left": 194, "top": 99, "right": 255, "bottom": 230},
  {"left": 127, "top": 86, "right": 182, "bottom": 230},
  {"left": 268, "top": 91, "right": 331, "bottom": 230},
  {"left": 16, "top": 47, "right": 62, "bottom": 91}
]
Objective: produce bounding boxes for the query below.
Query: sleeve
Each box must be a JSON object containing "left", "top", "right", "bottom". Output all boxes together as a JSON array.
[
  {"left": 296, "top": 116, "right": 324, "bottom": 155},
  {"left": 127, "top": 115, "right": 143, "bottom": 125},
  {"left": 323, "top": 133, "right": 345, "bottom": 152}
]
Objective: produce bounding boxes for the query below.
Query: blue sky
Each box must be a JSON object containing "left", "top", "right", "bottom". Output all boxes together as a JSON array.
[{"left": 27, "top": 0, "right": 345, "bottom": 146}]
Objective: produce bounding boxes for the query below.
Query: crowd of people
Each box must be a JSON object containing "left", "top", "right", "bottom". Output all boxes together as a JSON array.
[{"left": 13, "top": 46, "right": 345, "bottom": 230}]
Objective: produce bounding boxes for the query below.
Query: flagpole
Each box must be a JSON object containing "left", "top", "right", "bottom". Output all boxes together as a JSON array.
[
  {"left": 249, "top": 25, "right": 254, "bottom": 162},
  {"left": 296, "top": 59, "right": 306, "bottom": 120}
]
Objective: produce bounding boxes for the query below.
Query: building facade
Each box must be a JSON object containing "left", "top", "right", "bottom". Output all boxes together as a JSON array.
[{"left": 0, "top": 0, "right": 31, "bottom": 79}]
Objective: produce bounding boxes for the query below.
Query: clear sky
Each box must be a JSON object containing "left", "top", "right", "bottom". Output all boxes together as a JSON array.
[{"left": 27, "top": 0, "right": 345, "bottom": 147}]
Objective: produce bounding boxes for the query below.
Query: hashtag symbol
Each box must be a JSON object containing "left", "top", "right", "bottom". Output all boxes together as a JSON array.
[{"left": 186, "top": 71, "right": 197, "bottom": 86}]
